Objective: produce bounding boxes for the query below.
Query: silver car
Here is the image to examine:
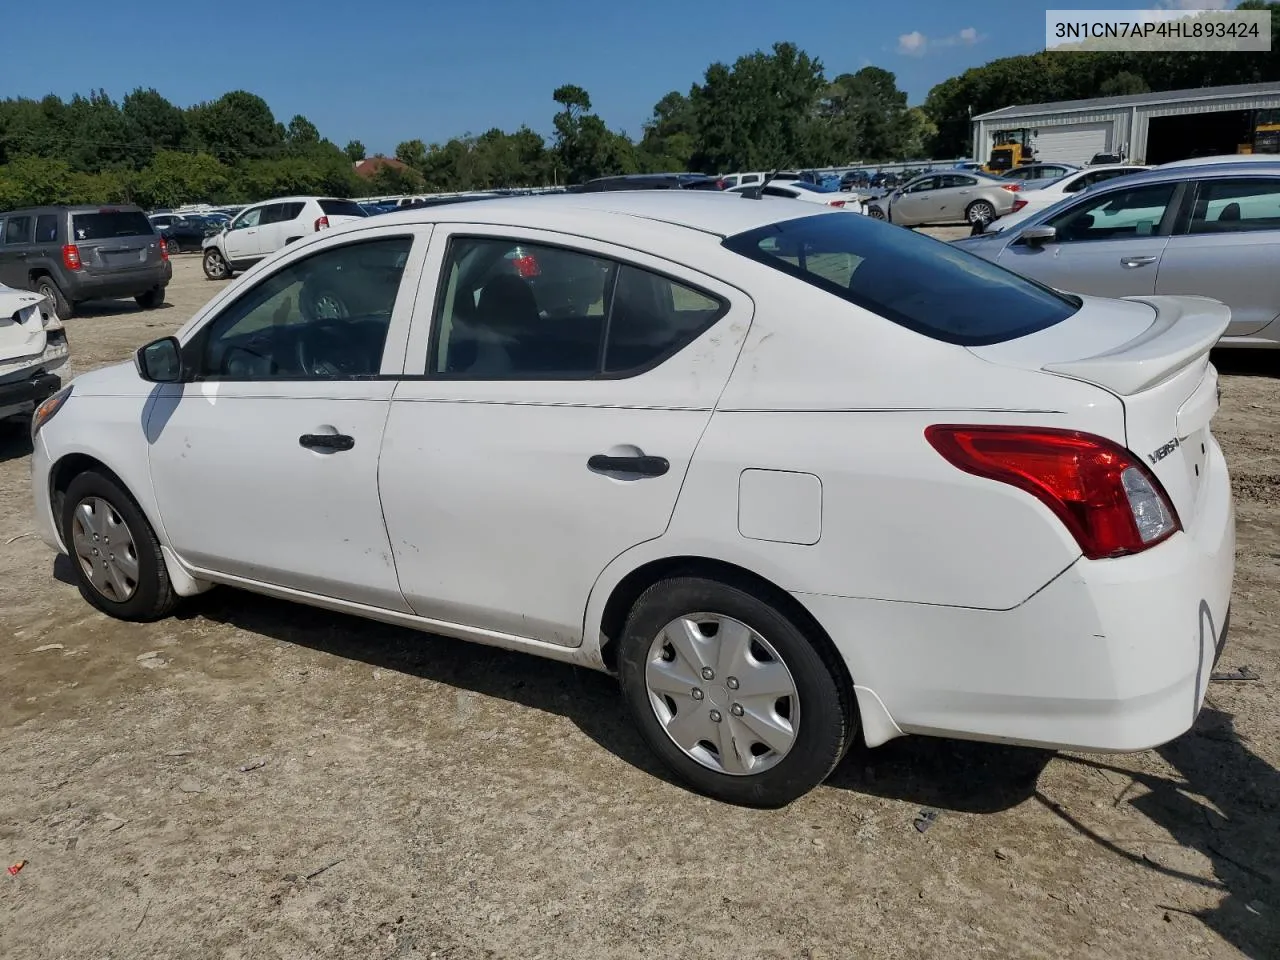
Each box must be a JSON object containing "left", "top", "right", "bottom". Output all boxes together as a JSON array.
[
  {"left": 955, "top": 161, "right": 1280, "bottom": 348},
  {"left": 866, "top": 172, "right": 1021, "bottom": 227}
]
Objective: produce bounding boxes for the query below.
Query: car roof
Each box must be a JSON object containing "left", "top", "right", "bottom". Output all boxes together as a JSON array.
[
  {"left": 366, "top": 190, "right": 819, "bottom": 239},
  {"left": 1086, "top": 159, "right": 1280, "bottom": 187}
]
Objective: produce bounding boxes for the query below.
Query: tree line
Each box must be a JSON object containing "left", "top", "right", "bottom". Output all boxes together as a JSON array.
[{"left": 2, "top": 0, "right": 1278, "bottom": 209}]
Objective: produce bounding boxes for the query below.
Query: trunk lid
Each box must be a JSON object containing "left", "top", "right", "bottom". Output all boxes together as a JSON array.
[
  {"left": 0, "top": 286, "right": 48, "bottom": 364},
  {"left": 71, "top": 209, "right": 165, "bottom": 274},
  {"left": 969, "top": 294, "right": 1230, "bottom": 524}
]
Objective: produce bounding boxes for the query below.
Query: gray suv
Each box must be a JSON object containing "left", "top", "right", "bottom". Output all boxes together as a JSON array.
[{"left": 0, "top": 205, "right": 172, "bottom": 320}]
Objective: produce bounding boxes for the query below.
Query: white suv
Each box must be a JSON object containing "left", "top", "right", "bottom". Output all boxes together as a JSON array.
[{"left": 202, "top": 197, "right": 366, "bottom": 280}]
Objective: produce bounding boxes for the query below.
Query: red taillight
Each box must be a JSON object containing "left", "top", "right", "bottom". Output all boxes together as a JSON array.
[
  {"left": 925, "top": 425, "right": 1180, "bottom": 560},
  {"left": 512, "top": 254, "right": 540, "bottom": 278},
  {"left": 314, "top": 216, "right": 330, "bottom": 231},
  {"left": 1000, "top": 183, "right": 1022, "bottom": 192},
  {"left": 159, "top": 238, "right": 170, "bottom": 261},
  {"left": 62, "top": 244, "right": 82, "bottom": 271},
  {"left": 827, "top": 199, "right": 847, "bottom": 208},
  {"left": 1012, "top": 199, "right": 1028, "bottom": 213}
]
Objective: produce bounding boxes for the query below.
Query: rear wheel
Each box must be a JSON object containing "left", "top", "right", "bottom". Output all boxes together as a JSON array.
[
  {"left": 203, "top": 248, "right": 231, "bottom": 280},
  {"left": 35, "top": 277, "right": 72, "bottom": 321},
  {"left": 966, "top": 200, "right": 996, "bottom": 225},
  {"left": 62, "top": 470, "right": 178, "bottom": 621},
  {"left": 617, "top": 576, "right": 854, "bottom": 807},
  {"left": 164, "top": 235, "right": 181, "bottom": 255},
  {"left": 135, "top": 286, "right": 165, "bottom": 309}
]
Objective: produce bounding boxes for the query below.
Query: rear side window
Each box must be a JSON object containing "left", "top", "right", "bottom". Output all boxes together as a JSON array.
[
  {"left": 257, "top": 204, "right": 287, "bottom": 225},
  {"left": 318, "top": 199, "right": 367, "bottom": 218},
  {"left": 4, "top": 216, "right": 31, "bottom": 244},
  {"left": 282, "top": 202, "right": 305, "bottom": 220},
  {"left": 1189, "top": 178, "right": 1280, "bottom": 234},
  {"left": 429, "top": 237, "right": 726, "bottom": 379},
  {"left": 71, "top": 210, "right": 153, "bottom": 241},
  {"left": 34, "top": 214, "right": 58, "bottom": 242},
  {"left": 723, "top": 213, "right": 1078, "bottom": 346}
]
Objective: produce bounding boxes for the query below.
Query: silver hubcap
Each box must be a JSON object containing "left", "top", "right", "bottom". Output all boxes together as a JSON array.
[
  {"left": 206, "top": 253, "right": 225, "bottom": 277},
  {"left": 644, "top": 613, "right": 799, "bottom": 776},
  {"left": 969, "top": 204, "right": 993, "bottom": 223},
  {"left": 71, "top": 497, "right": 139, "bottom": 602}
]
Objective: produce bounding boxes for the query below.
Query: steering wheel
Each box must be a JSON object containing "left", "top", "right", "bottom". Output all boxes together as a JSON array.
[{"left": 295, "top": 319, "right": 364, "bottom": 377}]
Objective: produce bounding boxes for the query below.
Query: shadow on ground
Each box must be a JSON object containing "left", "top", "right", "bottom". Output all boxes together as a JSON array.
[
  {"left": 0, "top": 421, "right": 32, "bottom": 465},
  {"left": 1211, "top": 349, "right": 1279, "bottom": 379},
  {"left": 188, "top": 589, "right": 1051, "bottom": 815}
]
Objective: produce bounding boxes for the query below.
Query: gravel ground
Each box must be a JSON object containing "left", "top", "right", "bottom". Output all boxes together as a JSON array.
[{"left": 1, "top": 248, "right": 1277, "bottom": 960}]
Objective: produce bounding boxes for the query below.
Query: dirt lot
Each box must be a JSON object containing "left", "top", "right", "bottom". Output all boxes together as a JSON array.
[{"left": 1, "top": 250, "right": 1277, "bottom": 960}]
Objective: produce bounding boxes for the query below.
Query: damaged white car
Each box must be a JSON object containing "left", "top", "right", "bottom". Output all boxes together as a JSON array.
[{"left": 0, "top": 284, "right": 70, "bottom": 425}]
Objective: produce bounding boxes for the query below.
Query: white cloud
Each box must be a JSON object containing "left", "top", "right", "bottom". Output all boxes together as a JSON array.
[
  {"left": 897, "top": 31, "right": 927, "bottom": 56},
  {"left": 899, "top": 26, "right": 983, "bottom": 56}
]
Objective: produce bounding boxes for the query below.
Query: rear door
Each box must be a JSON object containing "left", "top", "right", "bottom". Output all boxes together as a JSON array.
[
  {"left": 0, "top": 214, "right": 32, "bottom": 287},
  {"left": 379, "top": 225, "right": 752, "bottom": 646},
  {"left": 69, "top": 208, "right": 164, "bottom": 277},
  {"left": 1000, "top": 181, "right": 1181, "bottom": 299},
  {"left": 1155, "top": 175, "right": 1280, "bottom": 338}
]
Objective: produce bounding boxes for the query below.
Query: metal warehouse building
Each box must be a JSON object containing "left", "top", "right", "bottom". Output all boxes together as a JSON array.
[{"left": 971, "top": 81, "right": 1280, "bottom": 166}]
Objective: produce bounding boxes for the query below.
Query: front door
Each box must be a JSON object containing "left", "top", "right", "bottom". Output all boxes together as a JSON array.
[
  {"left": 223, "top": 206, "right": 265, "bottom": 263},
  {"left": 147, "top": 225, "right": 430, "bottom": 609},
  {"left": 890, "top": 177, "right": 940, "bottom": 225},
  {"left": 0, "top": 214, "right": 33, "bottom": 288},
  {"left": 1000, "top": 181, "right": 1180, "bottom": 299},
  {"left": 379, "top": 226, "right": 753, "bottom": 646}
]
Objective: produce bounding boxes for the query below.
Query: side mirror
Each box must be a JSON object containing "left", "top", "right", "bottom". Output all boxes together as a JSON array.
[
  {"left": 1020, "top": 225, "right": 1057, "bottom": 247},
  {"left": 135, "top": 336, "right": 184, "bottom": 383}
]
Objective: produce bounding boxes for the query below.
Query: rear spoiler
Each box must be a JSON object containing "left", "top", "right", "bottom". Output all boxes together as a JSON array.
[{"left": 1042, "top": 296, "right": 1229, "bottom": 396}]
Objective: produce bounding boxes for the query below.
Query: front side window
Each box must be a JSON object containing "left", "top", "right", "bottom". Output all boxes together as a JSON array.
[
  {"left": 231, "top": 208, "right": 263, "bottom": 230},
  {"left": 1188, "top": 178, "right": 1280, "bottom": 234},
  {"left": 197, "top": 236, "right": 412, "bottom": 380},
  {"left": 723, "top": 213, "right": 1078, "bottom": 347},
  {"left": 429, "top": 237, "right": 726, "bottom": 379},
  {"left": 903, "top": 177, "right": 938, "bottom": 194},
  {"left": 1046, "top": 183, "right": 1175, "bottom": 242},
  {"left": 4, "top": 216, "right": 31, "bottom": 244}
]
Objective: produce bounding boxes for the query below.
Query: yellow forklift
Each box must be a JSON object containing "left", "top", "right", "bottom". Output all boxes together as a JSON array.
[
  {"left": 982, "top": 128, "right": 1037, "bottom": 174},
  {"left": 1244, "top": 108, "right": 1280, "bottom": 154}
]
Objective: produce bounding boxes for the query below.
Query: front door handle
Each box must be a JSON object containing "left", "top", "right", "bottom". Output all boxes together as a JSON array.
[
  {"left": 300, "top": 433, "right": 354, "bottom": 452},
  {"left": 1121, "top": 255, "right": 1158, "bottom": 268},
  {"left": 588, "top": 454, "right": 669, "bottom": 477}
]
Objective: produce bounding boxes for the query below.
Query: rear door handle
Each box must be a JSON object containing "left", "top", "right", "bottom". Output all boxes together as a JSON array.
[
  {"left": 588, "top": 454, "right": 669, "bottom": 477},
  {"left": 300, "top": 433, "right": 354, "bottom": 452},
  {"left": 1121, "top": 256, "right": 1158, "bottom": 268}
]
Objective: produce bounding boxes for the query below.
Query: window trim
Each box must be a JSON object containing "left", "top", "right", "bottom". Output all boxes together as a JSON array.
[
  {"left": 423, "top": 233, "right": 730, "bottom": 382},
  {"left": 184, "top": 231, "right": 420, "bottom": 383}
]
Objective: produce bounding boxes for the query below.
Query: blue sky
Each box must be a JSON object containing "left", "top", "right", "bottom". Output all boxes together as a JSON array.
[{"left": 4, "top": 0, "right": 1239, "bottom": 153}]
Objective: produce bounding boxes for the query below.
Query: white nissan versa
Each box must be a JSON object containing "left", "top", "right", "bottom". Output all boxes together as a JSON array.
[{"left": 29, "top": 192, "right": 1234, "bottom": 807}]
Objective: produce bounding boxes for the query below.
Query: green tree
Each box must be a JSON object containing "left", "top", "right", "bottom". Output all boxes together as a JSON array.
[
  {"left": 368, "top": 162, "right": 424, "bottom": 195},
  {"left": 638, "top": 89, "right": 698, "bottom": 170},
  {"left": 552, "top": 85, "right": 638, "bottom": 183},
  {"left": 1098, "top": 72, "right": 1150, "bottom": 98},
  {"left": 394, "top": 139, "right": 430, "bottom": 171},
  {"left": 132, "top": 151, "right": 231, "bottom": 209},
  {"left": 189, "top": 91, "right": 283, "bottom": 162},
  {"left": 344, "top": 139, "right": 366, "bottom": 163},
  {"left": 122, "top": 88, "right": 188, "bottom": 156},
  {"left": 285, "top": 114, "right": 321, "bottom": 151},
  {"left": 820, "top": 67, "right": 913, "bottom": 162}
]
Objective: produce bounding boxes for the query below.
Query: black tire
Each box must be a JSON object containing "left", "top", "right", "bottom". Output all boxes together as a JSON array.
[
  {"left": 35, "top": 276, "right": 73, "bottom": 321},
  {"left": 164, "top": 235, "right": 180, "bottom": 255},
  {"left": 617, "top": 576, "right": 854, "bottom": 808},
  {"left": 966, "top": 200, "right": 996, "bottom": 225},
  {"left": 61, "top": 470, "right": 178, "bottom": 622},
  {"left": 135, "top": 286, "right": 165, "bottom": 309},
  {"left": 203, "top": 248, "right": 231, "bottom": 280},
  {"left": 868, "top": 206, "right": 886, "bottom": 220}
]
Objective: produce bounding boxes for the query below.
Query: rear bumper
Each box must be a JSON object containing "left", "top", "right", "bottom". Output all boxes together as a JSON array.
[
  {"left": 0, "top": 370, "right": 61, "bottom": 414},
  {"left": 65, "top": 263, "right": 171, "bottom": 301},
  {"left": 800, "top": 435, "right": 1235, "bottom": 752}
]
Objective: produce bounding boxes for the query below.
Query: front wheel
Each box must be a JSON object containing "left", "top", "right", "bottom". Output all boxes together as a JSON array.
[
  {"left": 164, "top": 235, "right": 181, "bottom": 255},
  {"left": 617, "top": 576, "right": 854, "bottom": 807},
  {"left": 966, "top": 200, "right": 996, "bottom": 225},
  {"left": 203, "top": 248, "right": 231, "bottom": 280},
  {"left": 867, "top": 206, "right": 886, "bottom": 220},
  {"left": 62, "top": 470, "right": 178, "bottom": 621}
]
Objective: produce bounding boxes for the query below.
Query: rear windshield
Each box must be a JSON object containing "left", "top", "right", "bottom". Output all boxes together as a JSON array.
[
  {"left": 71, "top": 210, "right": 154, "bottom": 241},
  {"left": 318, "top": 199, "right": 368, "bottom": 218},
  {"left": 722, "top": 213, "right": 1079, "bottom": 346}
]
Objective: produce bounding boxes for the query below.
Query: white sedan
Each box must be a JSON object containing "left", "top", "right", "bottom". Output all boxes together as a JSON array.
[
  {"left": 728, "top": 181, "right": 864, "bottom": 212},
  {"left": 29, "top": 192, "right": 1234, "bottom": 807},
  {"left": 985, "top": 164, "right": 1151, "bottom": 233},
  {"left": 0, "top": 284, "right": 70, "bottom": 424}
]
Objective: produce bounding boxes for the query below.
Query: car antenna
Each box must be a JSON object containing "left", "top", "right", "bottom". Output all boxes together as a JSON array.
[{"left": 742, "top": 168, "right": 782, "bottom": 200}]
